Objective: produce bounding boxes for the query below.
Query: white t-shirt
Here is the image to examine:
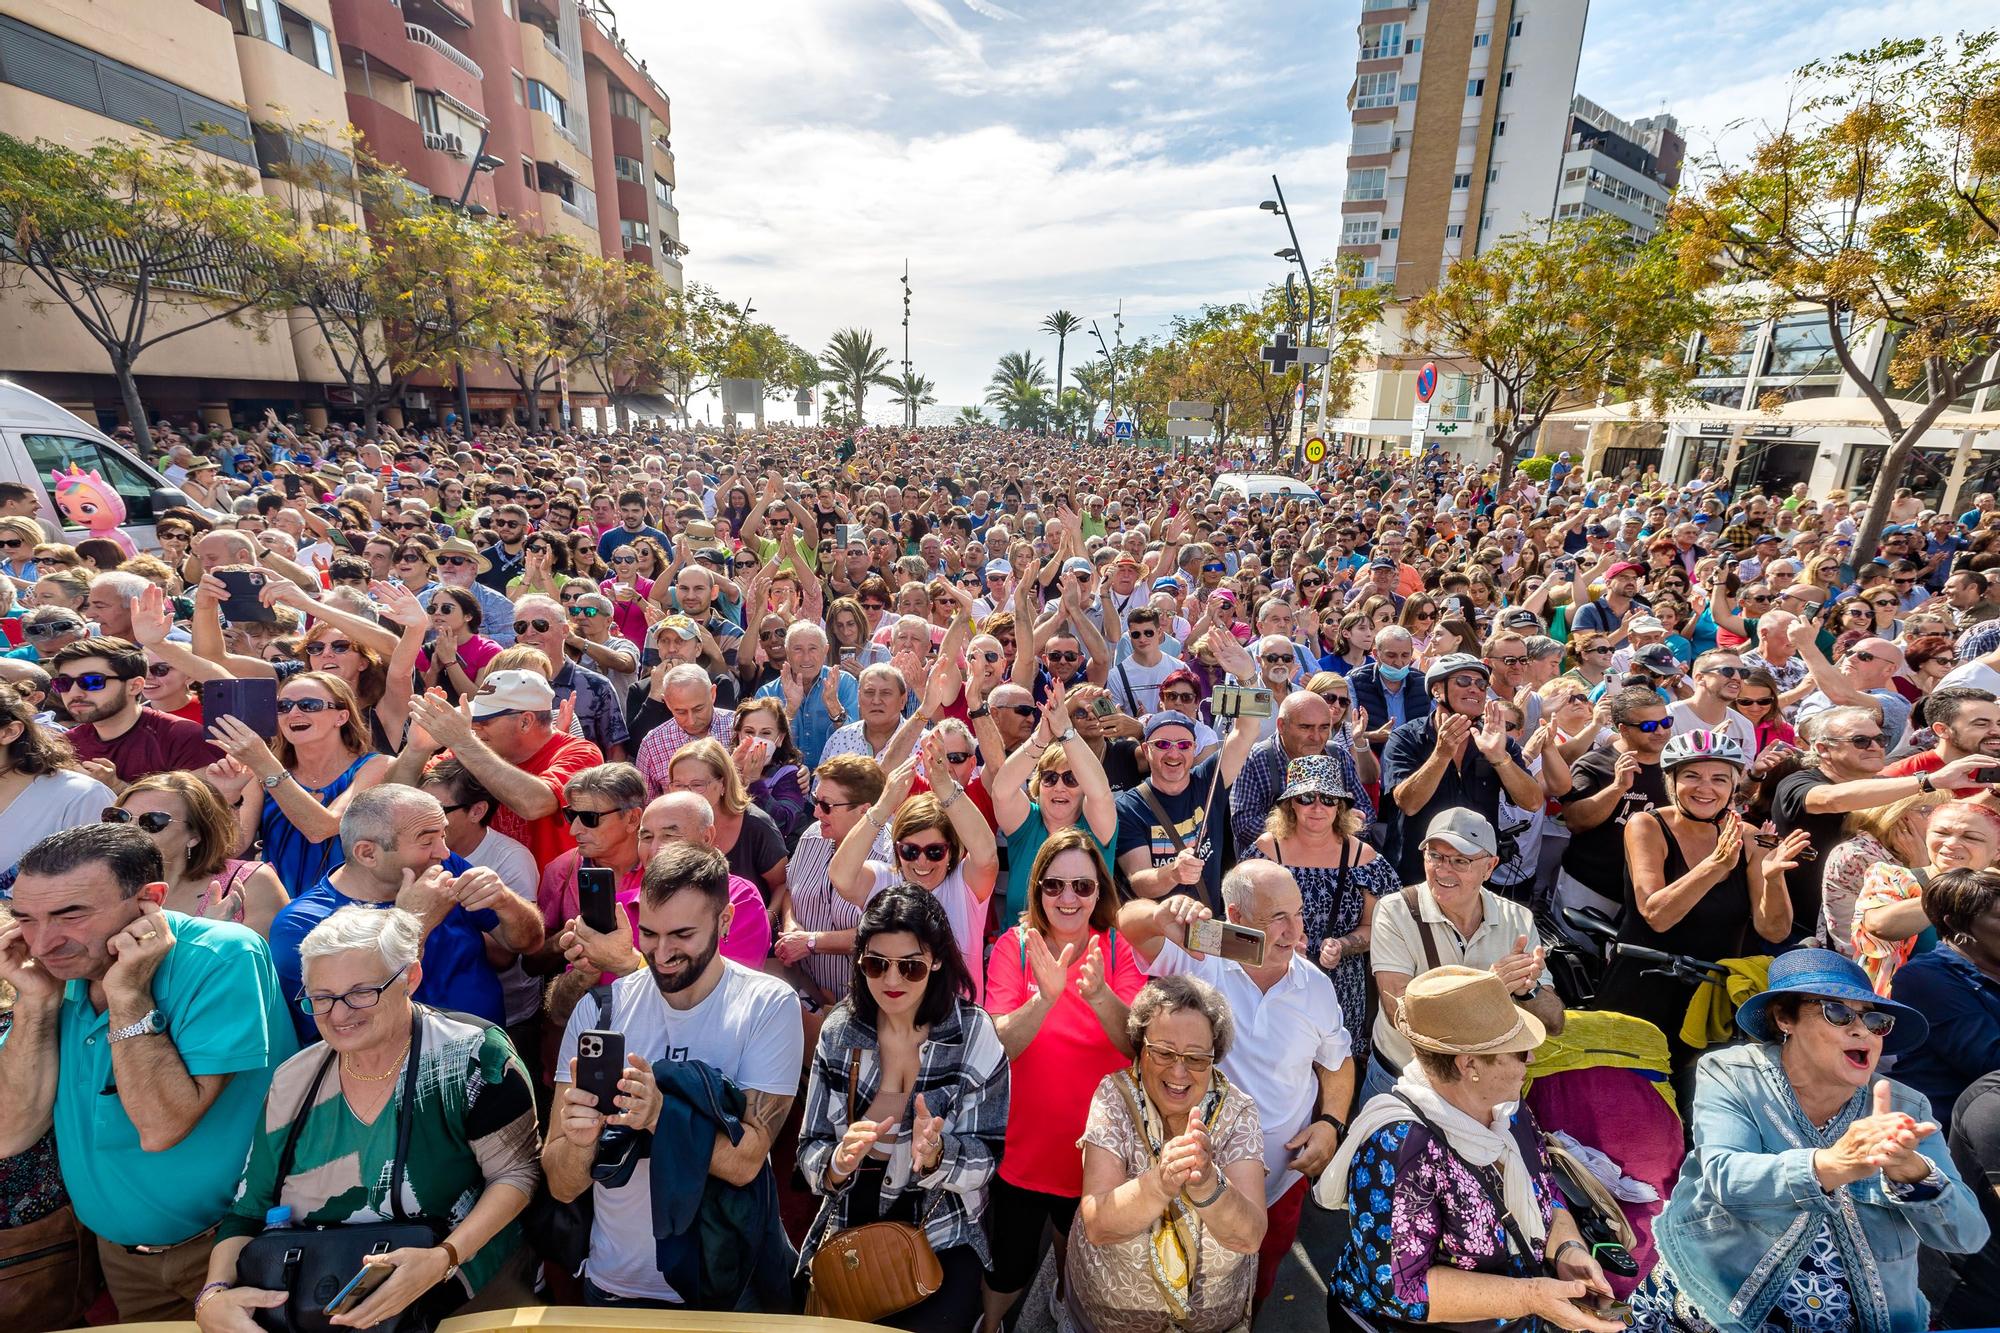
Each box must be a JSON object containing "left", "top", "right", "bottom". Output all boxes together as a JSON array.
[
  {"left": 863, "top": 861, "right": 986, "bottom": 1005},
  {"left": 1940, "top": 660, "right": 2000, "bottom": 696},
  {"left": 0, "top": 770, "right": 116, "bottom": 874},
  {"left": 555, "top": 961, "right": 803, "bottom": 1302},
  {"left": 1144, "top": 937, "right": 1350, "bottom": 1205},
  {"left": 1108, "top": 653, "right": 1187, "bottom": 715},
  {"left": 1665, "top": 700, "right": 1759, "bottom": 762},
  {"left": 464, "top": 827, "right": 543, "bottom": 1026}
]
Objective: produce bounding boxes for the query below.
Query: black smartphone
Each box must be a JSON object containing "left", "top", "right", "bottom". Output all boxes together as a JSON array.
[
  {"left": 202, "top": 678, "right": 278, "bottom": 739},
  {"left": 215, "top": 568, "right": 276, "bottom": 623},
  {"left": 574, "top": 1029, "right": 626, "bottom": 1114},
  {"left": 1975, "top": 766, "right": 2000, "bottom": 785},
  {"left": 577, "top": 865, "right": 618, "bottom": 935},
  {"left": 323, "top": 1259, "right": 396, "bottom": 1318},
  {"left": 281, "top": 474, "right": 308, "bottom": 499}
]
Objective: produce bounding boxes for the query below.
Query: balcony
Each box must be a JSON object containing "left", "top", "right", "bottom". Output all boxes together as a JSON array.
[{"left": 405, "top": 22, "right": 482, "bottom": 80}]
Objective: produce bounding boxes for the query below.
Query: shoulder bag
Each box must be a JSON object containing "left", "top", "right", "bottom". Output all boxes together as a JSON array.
[
  {"left": 236, "top": 1014, "right": 444, "bottom": 1333},
  {"left": 803, "top": 1048, "right": 944, "bottom": 1323},
  {"left": 1399, "top": 886, "right": 1447, "bottom": 972}
]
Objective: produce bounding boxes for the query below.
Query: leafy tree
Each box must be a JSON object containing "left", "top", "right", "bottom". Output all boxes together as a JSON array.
[
  {"left": 1041, "top": 310, "right": 1083, "bottom": 400},
  {"left": 1408, "top": 213, "right": 1717, "bottom": 482},
  {"left": 888, "top": 370, "right": 938, "bottom": 422},
  {"left": 955, "top": 405, "right": 991, "bottom": 427},
  {"left": 1069, "top": 360, "right": 1113, "bottom": 429},
  {"left": 1671, "top": 31, "right": 2000, "bottom": 558},
  {"left": 490, "top": 235, "right": 601, "bottom": 432},
  {"left": 819, "top": 328, "right": 898, "bottom": 426},
  {"left": 0, "top": 132, "right": 290, "bottom": 449}
]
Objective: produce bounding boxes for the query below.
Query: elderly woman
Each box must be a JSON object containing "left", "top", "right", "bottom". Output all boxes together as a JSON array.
[
  {"left": 797, "top": 885, "right": 1008, "bottom": 1331},
  {"left": 1630, "top": 949, "right": 1987, "bottom": 1331},
  {"left": 1066, "top": 974, "right": 1266, "bottom": 1333},
  {"left": 1820, "top": 791, "right": 1944, "bottom": 956},
  {"left": 1324, "top": 966, "right": 1621, "bottom": 1333},
  {"left": 982, "top": 827, "right": 1146, "bottom": 1333},
  {"left": 1852, "top": 800, "right": 1999, "bottom": 993},
  {"left": 989, "top": 682, "right": 1118, "bottom": 930},
  {"left": 195, "top": 907, "right": 540, "bottom": 1333},
  {"left": 1889, "top": 866, "right": 2000, "bottom": 1134}
]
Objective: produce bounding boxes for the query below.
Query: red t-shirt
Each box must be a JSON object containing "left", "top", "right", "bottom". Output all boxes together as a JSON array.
[
  {"left": 457, "top": 731, "right": 604, "bottom": 871},
  {"left": 69, "top": 709, "right": 224, "bottom": 785},
  {"left": 1880, "top": 748, "right": 1985, "bottom": 794}
]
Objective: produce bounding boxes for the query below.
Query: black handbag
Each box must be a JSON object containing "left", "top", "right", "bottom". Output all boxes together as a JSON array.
[{"left": 237, "top": 1013, "right": 445, "bottom": 1333}]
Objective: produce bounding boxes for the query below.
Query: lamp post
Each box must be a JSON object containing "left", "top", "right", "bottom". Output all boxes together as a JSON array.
[
  {"left": 900, "top": 261, "right": 913, "bottom": 429},
  {"left": 447, "top": 128, "right": 504, "bottom": 433},
  {"left": 1090, "top": 300, "right": 1123, "bottom": 438}
]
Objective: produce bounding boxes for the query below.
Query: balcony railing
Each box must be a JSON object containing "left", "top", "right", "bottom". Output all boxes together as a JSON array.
[{"left": 404, "top": 23, "right": 483, "bottom": 81}]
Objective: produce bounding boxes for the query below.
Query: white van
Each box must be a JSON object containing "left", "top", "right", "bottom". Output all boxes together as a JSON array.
[
  {"left": 1208, "top": 472, "right": 1323, "bottom": 506},
  {"left": 0, "top": 380, "right": 194, "bottom": 552}
]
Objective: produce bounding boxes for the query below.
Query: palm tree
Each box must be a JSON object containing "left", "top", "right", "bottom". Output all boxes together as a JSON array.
[
  {"left": 1041, "top": 310, "right": 1082, "bottom": 400},
  {"left": 1070, "top": 360, "right": 1113, "bottom": 430},
  {"left": 988, "top": 349, "right": 1049, "bottom": 399},
  {"left": 888, "top": 370, "right": 937, "bottom": 423},
  {"left": 987, "top": 375, "right": 1049, "bottom": 431},
  {"left": 819, "top": 328, "right": 899, "bottom": 426},
  {"left": 955, "top": 405, "right": 991, "bottom": 426}
]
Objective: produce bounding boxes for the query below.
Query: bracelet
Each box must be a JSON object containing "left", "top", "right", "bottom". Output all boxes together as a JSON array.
[
  {"left": 1551, "top": 1239, "right": 1588, "bottom": 1267},
  {"left": 194, "top": 1282, "right": 231, "bottom": 1316},
  {"left": 1183, "top": 1172, "right": 1229, "bottom": 1209},
  {"left": 938, "top": 786, "right": 962, "bottom": 811}
]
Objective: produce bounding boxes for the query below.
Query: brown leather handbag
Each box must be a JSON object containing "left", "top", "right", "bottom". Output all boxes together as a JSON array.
[
  {"left": 0, "top": 1202, "right": 101, "bottom": 1333},
  {"left": 802, "top": 1049, "right": 944, "bottom": 1323}
]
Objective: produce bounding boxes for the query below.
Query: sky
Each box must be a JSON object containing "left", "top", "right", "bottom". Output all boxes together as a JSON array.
[{"left": 616, "top": 0, "right": 1968, "bottom": 422}]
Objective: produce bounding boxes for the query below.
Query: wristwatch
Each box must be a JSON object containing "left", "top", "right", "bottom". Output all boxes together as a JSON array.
[
  {"left": 1918, "top": 771, "right": 1936, "bottom": 794},
  {"left": 1514, "top": 982, "right": 1543, "bottom": 1002},
  {"left": 1054, "top": 726, "right": 1078, "bottom": 743},
  {"left": 261, "top": 772, "right": 290, "bottom": 790},
  {"left": 109, "top": 1009, "right": 168, "bottom": 1043},
  {"left": 1312, "top": 1112, "right": 1348, "bottom": 1137},
  {"left": 968, "top": 705, "right": 992, "bottom": 720}
]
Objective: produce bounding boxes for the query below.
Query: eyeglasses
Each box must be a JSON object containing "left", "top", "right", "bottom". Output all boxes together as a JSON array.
[
  {"left": 999, "top": 704, "right": 1039, "bottom": 719},
  {"left": 859, "top": 953, "right": 932, "bottom": 982},
  {"left": 276, "top": 698, "right": 336, "bottom": 715},
  {"left": 26, "top": 621, "right": 81, "bottom": 640},
  {"left": 897, "top": 841, "right": 951, "bottom": 863},
  {"left": 1836, "top": 732, "right": 1886, "bottom": 749},
  {"left": 1583, "top": 645, "right": 1614, "bottom": 656},
  {"left": 942, "top": 750, "right": 973, "bottom": 765},
  {"left": 439, "top": 555, "right": 476, "bottom": 568},
  {"left": 1149, "top": 737, "right": 1194, "bottom": 752},
  {"left": 1141, "top": 1042, "right": 1215, "bottom": 1074},
  {"left": 1039, "top": 876, "right": 1099, "bottom": 900},
  {"left": 307, "top": 638, "right": 354, "bottom": 658},
  {"left": 1422, "top": 847, "right": 1485, "bottom": 872},
  {"left": 141, "top": 660, "right": 176, "bottom": 679},
  {"left": 102, "top": 808, "right": 176, "bottom": 833},
  {"left": 52, "top": 672, "right": 130, "bottom": 693},
  {"left": 1621, "top": 717, "right": 1674, "bottom": 733},
  {"left": 298, "top": 964, "right": 410, "bottom": 1017},
  {"left": 1290, "top": 792, "right": 1345, "bottom": 807},
  {"left": 567, "top": 807, "right": 633, "bottom": 828},
  {"left": 0, "top": 540, "right": 24, "bottom": 552},
  {"left": 1816, "top": 998, "right": 1897, "bottom": 1036},
  {"left": 811, "top": 796, "right": 864, "bottom": 814},
  {"left": 515, "top": 618, "right": 554, "bottom": 635}
]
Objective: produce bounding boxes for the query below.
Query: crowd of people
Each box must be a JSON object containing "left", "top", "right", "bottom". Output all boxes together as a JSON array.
[{"left": 1, "top": 416, "right": 1999, "bottom": 1333}]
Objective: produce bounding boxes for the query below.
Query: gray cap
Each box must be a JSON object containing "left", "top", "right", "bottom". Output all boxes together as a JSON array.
[
  {"left": 1425, "top": 808, "right": 1498, "bottom": 859},
  {"left": 1424, "top": 652, "right": 1490, "bottom": 690}
]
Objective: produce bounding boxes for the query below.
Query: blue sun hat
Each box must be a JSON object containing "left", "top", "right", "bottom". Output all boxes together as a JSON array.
[{"left": 1736, "top": 949, "right": 1929, "bottom": 1057}]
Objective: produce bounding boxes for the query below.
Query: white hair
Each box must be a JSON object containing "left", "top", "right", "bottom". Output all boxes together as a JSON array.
[
  {"left": 786, "top": 621, "right": 828, "bottom": 649},
  {"left": 90, "top": 570, "right": 150, "bottom": 601},
  {"left": 515, "top": 593, "right": 564, "bottom": 621},
  {"left": 662, "top": 663, "right": 712, "bottom": 696},
  {"left": 300, "top": 904, "right": 421, "bottom": 979},
  {"left": 1375, "top": 625, "right": 1415, "bottom": 650}
]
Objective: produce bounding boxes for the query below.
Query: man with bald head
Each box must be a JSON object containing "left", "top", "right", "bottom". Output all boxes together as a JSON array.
[
  {"left": 1792, "top": 627, "right": 1914, "bottom": 749},
  {"left": 1231, "top": 689, "right": 1374, "bottom": 847}
]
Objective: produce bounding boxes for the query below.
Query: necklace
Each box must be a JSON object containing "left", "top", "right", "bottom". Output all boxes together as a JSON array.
[{"left": 342, "top": 1037, "right": 410, "bottom": 1083}]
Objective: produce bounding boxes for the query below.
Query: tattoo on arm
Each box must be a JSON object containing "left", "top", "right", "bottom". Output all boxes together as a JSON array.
[{"left": 745, "top": 1089, "right": 792, "bottom": 1140}]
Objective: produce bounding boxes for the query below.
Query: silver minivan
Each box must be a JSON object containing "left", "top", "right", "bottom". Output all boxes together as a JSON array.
[{"left": 0, "top": 380, "right": 196, "bottom": 552}]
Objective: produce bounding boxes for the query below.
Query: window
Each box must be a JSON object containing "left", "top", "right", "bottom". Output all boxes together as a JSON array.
[
  {"left": 1466, "top": 78, "right": 1485, "bottom": 97},
  {"left": 621, "top": 218, "right": 650, "bottom": 248},
  {"left": 1354, "top": 258, "right": 1379, "bottom": 286},
  {"left": 1355, "top": 72, "right": 1398, "bottom": 109},
  {"left": 614, "top": 155, "right": 644, "bottom": 183},
  {"left": 1510, "top": 18, "right": 1524, "bottom": 36},
  {"left": 1495, "top": 120, "right": 1506, "bottom": 136},
  {"left": 414, "top": 91, "right": 484, "bottom": 153},
  {"left": 1481, "top": 212, "right": 1494, "bottom": 231},
  {"left": 1764, "top": 311, "right": 1849, "bottom": 378},
  {"left": 226, "top": 0, "right": 332, "bottom": 74},
  {"left": 1445, "top": 223, "right": 1464, "bottom": 238},
  {"left": 526, "top": 79, "right": 569, "bottom": 129},
  {"left": 1501, "top": 71, "right": 1513, "bottom": 87},
  {"left": 1487, "top": 168, "right": 1498, "bottom": 182},
  {"left": 1381, "top": 226, "right": 1399, "bottom": 240},
  {"left": 1344, "top": 167, "right": 1388, "bottom": 201},
  {"left": 522, "top": 158, "right": 535, "bottom": 191},
  {"left": 512, "top": 71, "right": 525, "bottom": 105},
  {"left": 654, "top": 175, "right": 675, "bottom": 209},
  {"left": 1563, "top": 166, "right": 1586, "bottom": 184},
  {"left": 23, "top": 434, "right": 159, "bottom": 525},
  {"left": 1359, "top": 23, "right": 1403, "bottom": 60},
  {"left": 609, "top": 88, "right": 643, "bottom": 121},
  {"left": 1341, "top": 216, "right": 1380, "bottom": 246},
  {"left": 1452, "top": 172, "right": 1471, "bottom": 189},
  {"left": 1400, "top": 84, "right": 1419, "bottom": 103},
  {"left": 1473, "top": 31, "right": 1490, "bottom": 47},
  {"left": 1404, "top": 36, "right": 1422, "bottom": 53}
]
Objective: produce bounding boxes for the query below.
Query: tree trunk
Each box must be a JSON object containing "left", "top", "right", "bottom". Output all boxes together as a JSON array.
[
  {"left": 524, "top": 389, "right": 542, "bottom": 433},
  {"left": 111, "top": 358, "right": 154, "bottom": 453},
  {"left": 1855, "top": 407, "right": 1955, "bottom": 562},
  {"left": 362, "top": 399, "right": 382, "bottom": 440}
]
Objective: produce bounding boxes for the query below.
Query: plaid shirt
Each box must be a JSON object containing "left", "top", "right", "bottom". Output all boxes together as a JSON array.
[
  {"left": 1230, "top": 732, "right": 1374, "bottom": 849},
  {"left": 796, "top": 999, "right": 1009, "bottom": 1271},
  {"left": 634, "top": 707, "right": 735, "bottom": 797}
]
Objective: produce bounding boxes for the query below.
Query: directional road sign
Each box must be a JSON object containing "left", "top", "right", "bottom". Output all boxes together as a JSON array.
[
  {"left": 1296, "top": 346, "right": 1332, "bottom": 366},
  {"left": 1169, "top": 401, "right": 1215, "bottom": 418}
]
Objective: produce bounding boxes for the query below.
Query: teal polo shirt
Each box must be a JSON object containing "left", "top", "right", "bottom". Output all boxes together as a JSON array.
[{"left": 52, "top": 912, "right": 296, "bottom": 1246}]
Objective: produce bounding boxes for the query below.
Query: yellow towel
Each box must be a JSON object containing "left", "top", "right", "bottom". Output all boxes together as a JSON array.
[
  {"left": 1526, "top": 1009, "right": 1677, "bottom": 1114},
  {"left": 1680, "top": 956, "right": 1773, "bottom": 1051}
]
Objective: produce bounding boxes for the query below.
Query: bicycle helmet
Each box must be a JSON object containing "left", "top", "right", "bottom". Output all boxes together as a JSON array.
[{"left": 1659, "top": 728, "right": 1748, "bottom": 773}]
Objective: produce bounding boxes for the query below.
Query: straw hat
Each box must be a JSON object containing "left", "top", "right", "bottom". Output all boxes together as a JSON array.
[{"left": 1394, "top": 965, "right": 1546, "bottom": 1056}]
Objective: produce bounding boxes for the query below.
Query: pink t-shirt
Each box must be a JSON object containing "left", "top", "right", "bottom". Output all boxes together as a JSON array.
[
  {"left": 598, "top": 575, "right": 655, "bottom": 646},
  {"left": 538, "top": 849, "right": 771, "bottom": 982},
  {"left": 985, "top": 925, "right": 1147, "bottom": 1196}
]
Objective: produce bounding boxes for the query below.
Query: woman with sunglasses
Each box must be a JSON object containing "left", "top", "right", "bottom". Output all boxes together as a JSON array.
[
  {"left": 506, "top": 532, "right": 571, "bottom": 605},
  {"left": 981, "top": 827, "right": 1146, "bottom": 1333},
  {"left": 1732, "top": 667, "right": 1796, "bottom": 753},
  {"left": 1558, "top": 629, "right": 1618, "bottom": 692},
  {"left": 1397, "top": 595, "right": 1441, "bottom": 657},
  {"left": 1629, "top": 949, "right": 1980, "bottom": 1333},
  {"left": 138, "top": 647, "right": 202, "bottom": 722},
  {"left": 1603, "top": 730, "right": 1804, "bottom": 1073},
  {"left": 598, "top": 544, "right": 656, "bottom": 649},
  {"left": 989, "top": 681, "right": 1118, "bottom": 930},
  {"left": 112, "top": 772, "right": 288, "bottom": 935},
  {"left": 830, "top": 738, "right": 999, "bottom": 1003},
  {"left": 208, "top": 671, "right": 391, "bottom": 895},
  {"left": 1850, "top": 802, "right": 2000, "bottom": 999},
  {"left": 0, "top": 516, "right": 42, "bottom": 584},
  {"left": 797, "top": 884, "right": 1007, "bottom": 1331},
  {"left": 568, "top": 537, "right": 609, "bottom": 586},
  {"left": 1896, "top": 634, "right": 1954, "bottom": 704},
  {"left": 418, "top": 586, "right": 499, "bottom": 702}
]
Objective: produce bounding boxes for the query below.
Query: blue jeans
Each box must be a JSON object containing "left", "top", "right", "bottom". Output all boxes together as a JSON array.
[{"left": 1359, "top": 1052, "right": 1400, "bottom": 1108}]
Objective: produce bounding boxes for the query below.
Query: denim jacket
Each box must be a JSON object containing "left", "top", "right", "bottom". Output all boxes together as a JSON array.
[{"left": 1656, "top": 1043, "right": 1988, "bottom": 1333}]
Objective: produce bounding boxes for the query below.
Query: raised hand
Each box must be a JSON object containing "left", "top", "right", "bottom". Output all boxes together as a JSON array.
[
  {"left": 1074, "top": 933, "right": 1110, "bottom": 1004},
  {"left": 208, "top": 715, "right": 281, "bottom": 778},
  {"left": 820, "top": 663, "right": 843, "bottom": 714},
  {"left": 910, "top": 1093, "right": 946, "bottom": 1171},
  {"left": 1491, "top": 934, "right": 1545, "bottom": 996},
  {"left": 1436, "top": 709, "right": 1474, "bottom": 758},
  {"left": 130, "top": 583, "right": 173, "bottom": 647},
  {"left": 103, "top": 901, "right": 176, "bottom": 1009},
  {"left": 371, "top": 580, "right": 427, "bottom": 628},
  {"left": 1707, "top": 814, "right": 1744, "bottom": 871}
]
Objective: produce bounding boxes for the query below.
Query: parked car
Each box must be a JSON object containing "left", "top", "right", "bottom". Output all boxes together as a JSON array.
[{"left": 0, "top": 381, "right": 197, "bottom": 552}]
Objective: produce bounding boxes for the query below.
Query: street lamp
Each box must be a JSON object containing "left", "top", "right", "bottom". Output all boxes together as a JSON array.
[
  {"left": 901, "top": 261, "right": 913, "bottom": 428},
  {"left": 448, "top": 128, "right": 501, "bottom": 430},
  {"left": 1261, "top": 174, "right": 1328, "bottom": 462},
  {"left": 1090, "top": 300, "right": 1123, "bottom": 438}
]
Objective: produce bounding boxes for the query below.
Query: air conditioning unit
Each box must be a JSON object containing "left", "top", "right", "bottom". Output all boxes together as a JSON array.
[{"left": 442, "top": 132, "right": 465, "bottom": 158}]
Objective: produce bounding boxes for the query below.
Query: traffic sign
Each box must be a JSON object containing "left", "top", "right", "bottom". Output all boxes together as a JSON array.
[
  {"left": 1415, "top": 361, "right": 1438, "bottom": 403},
  {"left": 1114, "top": 418, "right": 1134, "bottom": 440},
  {"left": 1303, "top": 436, "right": 1326, "bottom": 464},
  {"left": 1296, "top": 346, "right": 1331, "bottom": 366},
  {"left": 1410, "top": 400, "right": 1431, "bottom": 436},
  {"left": 1167, "top": 421, "right": 1209, "bottom": 438}
]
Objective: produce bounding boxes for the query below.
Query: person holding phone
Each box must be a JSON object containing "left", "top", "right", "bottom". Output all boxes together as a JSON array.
[{"left": 198, "top": 907, "right": 540, "bottom": 1333}]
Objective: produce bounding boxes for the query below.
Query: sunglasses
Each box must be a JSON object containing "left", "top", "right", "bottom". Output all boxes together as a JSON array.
[
  {"left": 515, "top": 618, "right": 554, "bottom": 635},
  {"left": 1444, "top": 672, "right": 1485, "bottom": 690},
  {"left": 309, "top": 639, "right": 353, "bottom": 657},
  {"left": 859, "top": 953, "right": 932, "bottom": 982},
  {"left": 0, "top": 539, "right": 24, "bottom": 552},
  {"left": 566, "top": 807, "right": 632, "bottom": 828},
  {"left": 1039, "top": 769, "right": 1081, "bottom": 789},
  {"left": 1814, "top": 998, "right": 1895, "bottom": 1036},
  {"left": 568, "top": 606, "right": 604, "bottom": 619},
  {"left": 1289, "top": 791, "right": 1346, "bottom": 807},
  {"left": 1837, "top": 732, "right": 1886, "bottom": 749},
  {"left": 1738, "top": 695, "right": 1775, "bottom": 708},
  {"left": 1159, "top": 692, "right": 1197, "bottom": 706},
  {"left": 26, "top": 621, "right": 81, "bottom": 640},
  {"left": 52, "top": 672, "right": 129, "bottom": 693},
  {"left": 1149, "top": 737, "right": 1194, "bottom": 752},
  {"left": 998, "top": 704, "right": 1039, "bottom": 719},
  {"left": 897, "top": 841, "right": 951, "bottom": 863},
  {"left": 1045, "top": 651, "right": 1081, "bottom": 664},
  {"left": 1261, "top": 653, "right": 1295, "bottom": 665},
  {"left": 275, "top": 697, "right": 336, "bottom": 715},
  {"left": 1038, "top": 876, "right": 1099, "bottom": 900},
  {"left": 102, "top": 808, "right": 176, "bottom": 833},
  {"left": 1702, "top": 666, "right": 1747, "bottom": 678},
  {"left": 439, "top": 555, "right": 476, "bottom": 568},
  {"left": 811, "top": 796, "right": 864, "bottom": 814},
  {"left": 1623, "top": 717, "right": 1674, "bottom": 733}
]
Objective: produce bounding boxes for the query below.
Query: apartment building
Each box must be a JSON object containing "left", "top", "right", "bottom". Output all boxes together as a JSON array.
[
  {"left": 0, "top": 0, "right": 681, "bottom": 431},
  {"left": 1328, "top": 0, "right": 1591, "bottom": 462},
  {"left": 1552, "top": 96, "right": 1681, "bottom": 240}
]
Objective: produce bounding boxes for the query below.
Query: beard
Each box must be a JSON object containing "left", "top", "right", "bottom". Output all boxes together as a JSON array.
[{"left": 650, "top": 926, "right": 721, "bottom": 996}]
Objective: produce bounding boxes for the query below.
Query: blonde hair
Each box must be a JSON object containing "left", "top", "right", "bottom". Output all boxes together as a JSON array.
[
  {"left": 668, "top": 737, "right": 750, "bottom": 815},
  {"left": 1841, "top": 789, "right": 1948, "bottom": 844}
]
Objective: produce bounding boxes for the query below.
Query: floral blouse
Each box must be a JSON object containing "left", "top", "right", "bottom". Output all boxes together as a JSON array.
[
  {"left": 1852, "top": 862, "right": 1937, "bottom": 996},
  {"left": 1331, "top": 1110, "right": 1564, "bottom": 1324},
  {"left": 1819, "top": 833, "right": 1892, "bottom": 955}
]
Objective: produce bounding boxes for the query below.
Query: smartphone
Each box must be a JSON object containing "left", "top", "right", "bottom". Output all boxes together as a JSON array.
[
  {"left": 202, "top": 678, "right": 277, "bottom": 739},
  {"left": 323, "top": 1258, "right": 397, "bottom": 1318},
  {"left": 1090, "top": 695, "right": 1118, "bottom": 718},
  {"left": 1213, "top": 684, "right": 1274, "bottom": 720},
  {"left": 1975, "top": 766, "right": 2000, "bottom": 785},
  {"left": 281, "top": 474, "right": 307, "bottom": 499},
  {"left": 1188, "top": 919, "right": 1268, "bottom": 968},
  {"left": 215, "top": 568, "right": 276, "bottom": 623},
  {"left": 573, "top": 1028, "right": 626, "bottom": 1114},
  {"left": 577, "top": 865, "right": 618, "bottom": 935},
  {"left": 1751, "top": 834, "right": 1819, "bottom": 862},
  {"left": 835, "top": 523, "right": 862, "bottom": 547}
]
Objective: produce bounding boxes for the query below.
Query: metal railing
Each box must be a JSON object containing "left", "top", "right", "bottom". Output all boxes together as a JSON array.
[{"left": 404, "top": 23, "right": 483, "bottom": 80}]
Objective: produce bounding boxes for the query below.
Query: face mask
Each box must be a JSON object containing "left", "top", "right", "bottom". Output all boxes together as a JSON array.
[{"left": 1378, "top": 663, "right": 1411, "bottom": 682}]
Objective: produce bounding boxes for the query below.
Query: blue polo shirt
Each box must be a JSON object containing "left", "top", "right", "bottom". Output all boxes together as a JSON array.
[
  {"left": 268, "top": 854, "right": 504, "bottom": 1044},
  {"left": 47, "top": 913, "right": 295, "bottom": 1246}
]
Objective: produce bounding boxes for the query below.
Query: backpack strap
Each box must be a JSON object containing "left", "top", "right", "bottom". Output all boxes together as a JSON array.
[{"left": 1400, "top": 886, "right": 1445, "bottom": 973}]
